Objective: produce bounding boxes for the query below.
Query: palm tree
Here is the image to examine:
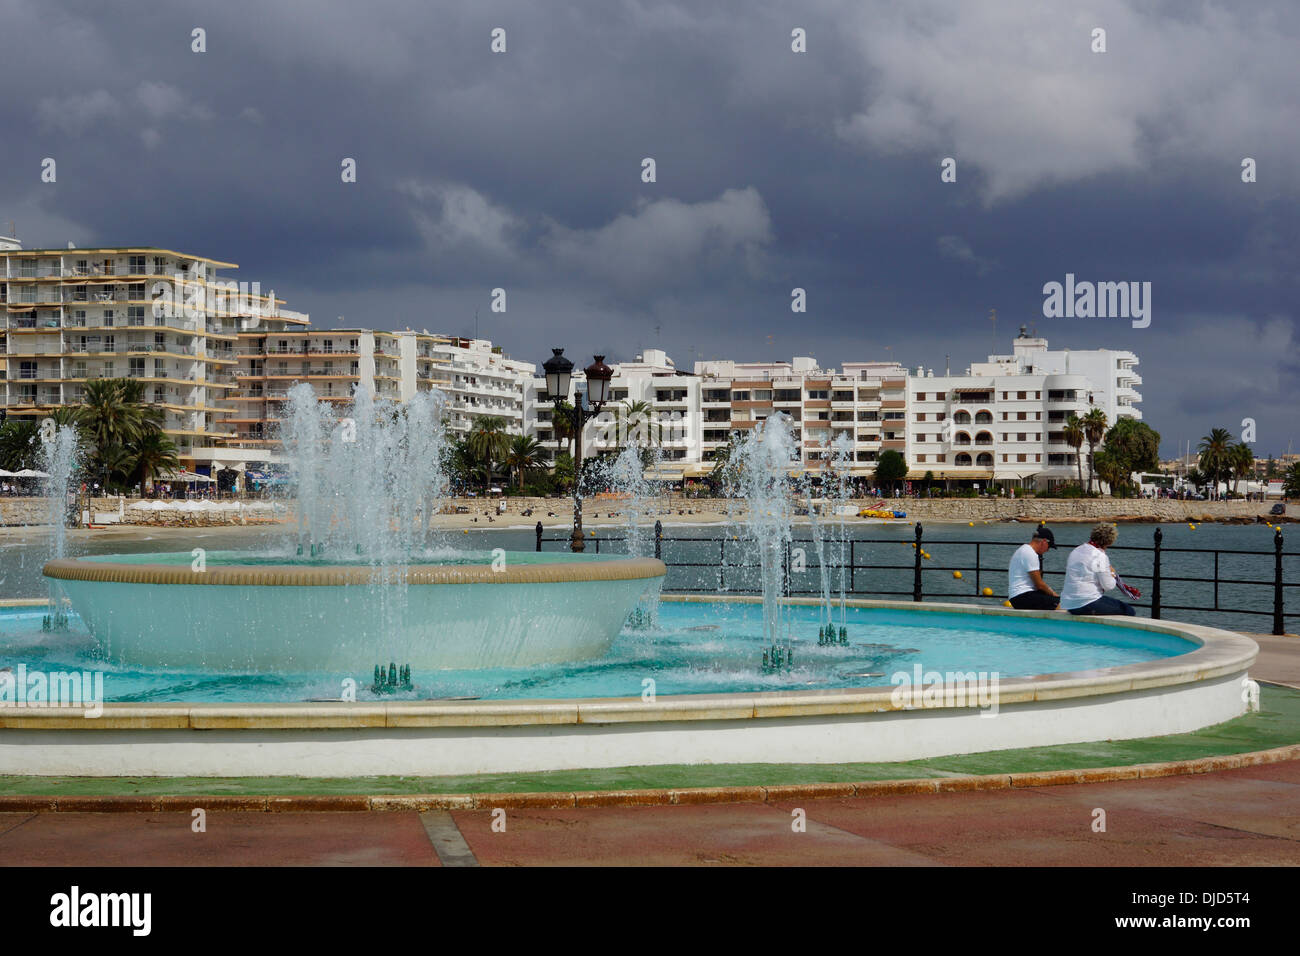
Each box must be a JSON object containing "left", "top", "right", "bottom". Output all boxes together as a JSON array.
[
  {"left": 504, "top": 435, "right": 546, "bottom": 492},
  {"left": 131, "top": 431, "right": 180, "bottom": 491},
  {"left": 94, "top": 441, "right": 134, "bottom": 491},
  {"left": 467, "top": 416, "right": 510, "bottom": 491},
  {"left": 77, "top": 378, "right": 156, "bottom": 447},
  {"left": 1062, "top": 414, "right": 1086, "bottom": 491},
  {"left": 1198, "top": 428, "right": 1234, "bottom": 498},
  {"left": 0, "top": 418, "right": 41, "bottom": 471},
  {"left": 1229, "top": 442, "right": 1254, "bottom": 496},
  {"left": 550, "top": 400, "right": 577, "bottom": 458},
  {"left": 1283, "top": 462, "right": 1300, "bottom": 499},
  {"left": 617, "top": 400, "right": 660, "bottom": 452},
  {"left": 1081, "top": 408, "right": 1108, "bottom": 493}
]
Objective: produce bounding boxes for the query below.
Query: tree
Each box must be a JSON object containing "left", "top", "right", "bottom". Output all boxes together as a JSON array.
[
  {"left": 550, "top": 452, "right": 576, "bottom": 494},
  {"left": 467, "top": 416, "right": 509, "bottom": 491},
  {"left": 1093, "top": 447, "right": 1131, "bottom": 497},
  {"left": 1100, "top": 418, "right": 1161, "bottom": 492},
  {"left": 1283, "top": 462, "right": 1300, "bottom": 499},
  {"left": 550, "top": 401, "right": 576, "bottom": 458},
  {"left": 130, "top": 431, "right": 180, "bottom": 490},
  {"left": 1081, "top": 408, "right": 1108, "bottom": 493},
  {"left": 72, "top": 378, "right": 167, "bottom": 492},
  {"left": 1197, "top": 428, "right": 1234, "bottom": 497},
  {"left": 504, "top": 435, "right": 546, "bottom": 493},
  {"left": 1062, "top": 414, "right": 1086, "bottom": 491},
  {"left": 444, "top": 436, "right": 485, "bottom": 492},
  {"left": 615, "top": 400, "right": 660, "bottom": 452},
  {"left": 874, "top": 449, "right": 908, "bottom": 490},
  {"left": 1229, "top": 442, "right": 1254, "bottom": 496},
  {"left": 0, "top": 418, "right": 41, "bottom": 471}
]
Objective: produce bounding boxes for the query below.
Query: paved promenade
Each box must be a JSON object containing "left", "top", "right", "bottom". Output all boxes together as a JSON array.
[{"left": 0, "top": 634, "right": 1295, "bottom": 867}]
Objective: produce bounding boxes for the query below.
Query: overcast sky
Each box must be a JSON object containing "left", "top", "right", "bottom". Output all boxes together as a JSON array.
[{"left": 3, "top": 0, "right": 1296, "bottom": 458}]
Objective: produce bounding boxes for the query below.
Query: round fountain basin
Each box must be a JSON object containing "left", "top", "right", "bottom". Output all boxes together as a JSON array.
[{"left": 42, "top": 551, "right": 666, "bottom": 671}]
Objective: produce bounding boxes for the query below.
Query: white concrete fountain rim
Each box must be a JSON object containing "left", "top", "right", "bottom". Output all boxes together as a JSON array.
[{"left": 0, "top": 596, "right": 1257, "bottom": 730}]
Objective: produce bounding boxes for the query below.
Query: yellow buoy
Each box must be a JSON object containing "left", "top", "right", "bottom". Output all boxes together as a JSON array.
[
  {"left": 968, "top": 521, "right": 974, "bottom": 526},
  {"left": 1002, "top": 599, "right": 1012, "bottom": 607},
  {"left": 983, "top": 587, "right": 994, "bottom": 597},
  {"left": 463, "top": 529, "right": 469, "bottom": 534},
  {"left": 1189, "top": 523, "right": 1197, "bottom": 530},
  {"left": 953, "top": 571, "right": 963, "bottom": 579}
]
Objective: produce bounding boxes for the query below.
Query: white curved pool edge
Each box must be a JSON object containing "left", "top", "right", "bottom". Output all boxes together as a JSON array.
[{"left": 0, "top": 599, "right": 1259, "bottom": 778}]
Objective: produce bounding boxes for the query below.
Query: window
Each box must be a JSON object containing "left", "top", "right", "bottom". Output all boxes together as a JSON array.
[
  {"left": 1035, "top": 412, "right": 1041, "bottom": 420},
  {"left": 1017, "top": 454, "right": 1027, "bottom": 463},
  {"left": 915, "top": 392, "right": 926, "bottom": 401},
  {"left": 1017, "top": 391, "right": 1026, "bottom": 400},
  {"left": 935, "top": 392, "right": 945, "bottom": 401},
  {"left": 915, "top": 413, "right": 925, "bottom": 422},
  {"left": 103, "top": 310, "right": 114, "bottom": 327},
  {"left": 1002, "top": 454, "right": 1008, "bottom": 462},
  {"left": 935, "top": 454, "right": 945, "bottom": 463},
  {"left": 1034, "top": 391, "right": 1041, "bottom": 399},
  {"left": 153, "top": 256, "right": 166, "bottom": 275},
  {"left": 1016, "top": 411, "right": 1027, "bottom": 421},
  {"left": 1017, "top": 433, "right": 1026, "bottom": 441},
  {"left": 129, "top": 255, "right": 146, "bottom": 273},
  {"left": 916, "top": 454, "right": 926, "bottom": 463},
  {"left": 154, "top": 359, "right": 166, "bottom": 375}
]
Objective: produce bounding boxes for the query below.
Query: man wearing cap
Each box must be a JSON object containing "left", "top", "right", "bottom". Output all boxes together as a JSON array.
[{"left": 1007, "top": 528, "right": 1059, "bottom": 610}]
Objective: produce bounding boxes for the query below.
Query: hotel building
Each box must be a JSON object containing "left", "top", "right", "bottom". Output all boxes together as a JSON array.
[
  {"left": 523, "top": 329, "right": 1143, "bottom": 490},
  {"left": 0, "top": 243, "right": 289, "bottom": 472}
]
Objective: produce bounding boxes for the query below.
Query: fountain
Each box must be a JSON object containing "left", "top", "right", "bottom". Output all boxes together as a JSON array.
[
  {"left": 43, "top": 385, "right": 666, "bottom": 671},
  {"left": 38, "top": 421, "right": 79, "bottom": 632},
  {"left": 725, "top": 413, "right": 799, "bottom": 671},
  {"left": 593, "top": 444, "right": 662, "bottom": 628}
]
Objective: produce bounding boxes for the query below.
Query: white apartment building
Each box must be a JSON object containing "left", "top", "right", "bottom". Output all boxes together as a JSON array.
[
  {"left": 0, "top": 243, "right": 287, "bottom": 471},
  {"left": 522, "top": 330, "right": 1142, "bottom": 491},
  {"left": 430, "top": 337, "right": 533, "bottom": 439}
]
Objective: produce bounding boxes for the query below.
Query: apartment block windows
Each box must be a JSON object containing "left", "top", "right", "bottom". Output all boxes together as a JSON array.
[{"left": 129, "top": 256, "right": 146, "bottom": 274}]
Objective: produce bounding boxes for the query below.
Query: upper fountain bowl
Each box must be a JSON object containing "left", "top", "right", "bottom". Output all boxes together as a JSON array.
[{"left": 43, "top": 551, "right": 666, "bottom": 671}]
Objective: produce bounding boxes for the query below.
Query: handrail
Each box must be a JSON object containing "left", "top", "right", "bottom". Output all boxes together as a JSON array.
[{"left": 535, "top": 522, "right": 1294, "bottom": 634}]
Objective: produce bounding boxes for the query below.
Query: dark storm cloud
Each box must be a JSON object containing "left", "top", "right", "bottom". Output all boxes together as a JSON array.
[{"left": 1, "top": 0, "right": 1296, "bottom": 456}]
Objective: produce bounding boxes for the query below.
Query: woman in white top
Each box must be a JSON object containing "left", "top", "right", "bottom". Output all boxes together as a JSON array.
[{"left": 1059, "top": 523, "right": 1136, "bottom": 616}]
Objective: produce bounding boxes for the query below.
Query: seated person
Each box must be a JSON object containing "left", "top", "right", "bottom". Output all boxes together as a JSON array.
[
  {"left": 1060, "top": 523, "right": 1136, "bottom": 616},
  {"left": 1007, "top": 528, "right": 1058, "bottom": 610}
]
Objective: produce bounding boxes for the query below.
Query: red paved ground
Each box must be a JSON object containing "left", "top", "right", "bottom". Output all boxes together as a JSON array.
[{"left": 1, "top": 761, "right": 1296, "bottom": 866}]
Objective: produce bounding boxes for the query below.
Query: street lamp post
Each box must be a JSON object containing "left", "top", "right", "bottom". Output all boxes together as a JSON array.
[{"left": 542, "top": 348, "right": 613, "bottom": 553}]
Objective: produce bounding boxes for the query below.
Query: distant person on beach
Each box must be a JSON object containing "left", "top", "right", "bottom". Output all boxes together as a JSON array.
[
  {"left": 1059, "top": 523, "right": 1136, "bottom": 616},
  {"left": 1007, "top": 528, "right": 1058, "bottom": 610}
]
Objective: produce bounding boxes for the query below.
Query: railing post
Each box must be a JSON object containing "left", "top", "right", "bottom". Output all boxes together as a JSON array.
[
  {"left": 535, "top": 520, "right": 543, "bottom": 552},
  {"left": 913, "top": 522, "right": 923, "bottom": 602},
  {"left": 1275, "top": 529, "right": 1285, "bottom": 636},
  {"left": 654, "top": 520, "right": 662, "bottom": 560},
  {"left": 1151, "top": 527, "right": 1162, "bottom": 620},
  {"left": 1213, "top": 551, "right": 1220, "bottom": 610}
]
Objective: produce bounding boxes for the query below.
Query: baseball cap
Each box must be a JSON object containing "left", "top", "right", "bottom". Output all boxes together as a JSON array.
[{"left": 1032, "top": 527, "right": 1056, "bottom": 549}]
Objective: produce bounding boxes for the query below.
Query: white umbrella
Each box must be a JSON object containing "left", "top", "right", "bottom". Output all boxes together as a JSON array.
[
  {"left": 0, "top": 469, "right": 17, "bottom": 478},
  {"left": 13, "top": 469, "right": 50, "bottom": 478}
]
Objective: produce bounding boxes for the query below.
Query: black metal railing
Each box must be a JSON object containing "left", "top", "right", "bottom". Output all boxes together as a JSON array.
[{"left": 536, "top": 520, "right": 1298, "bottom": 635}]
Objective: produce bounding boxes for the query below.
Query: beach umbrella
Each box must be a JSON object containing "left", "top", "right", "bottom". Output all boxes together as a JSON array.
[{"left": 13, "top": 469, "right": 50, "bottom": 478}]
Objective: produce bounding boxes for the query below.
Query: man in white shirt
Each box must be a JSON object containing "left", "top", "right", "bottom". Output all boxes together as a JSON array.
[
  {"left": 1007, "top": 528, "right": 1058, "bottom": 610},
  {"left": 1059, "top": 523, "right": 1136, "bottom": 616}
]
